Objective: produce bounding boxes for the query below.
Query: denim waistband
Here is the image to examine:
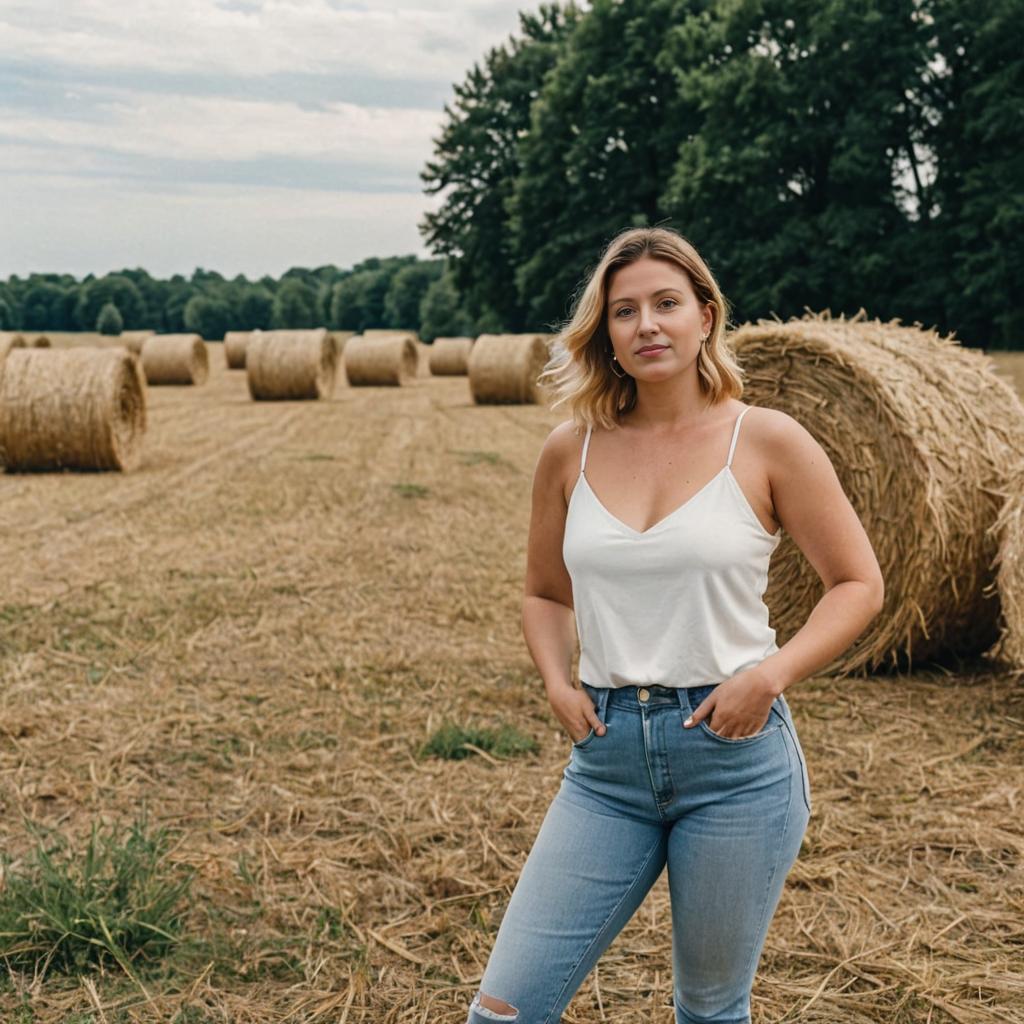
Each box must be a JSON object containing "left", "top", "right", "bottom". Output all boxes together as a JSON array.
[{"left": 581, "top": 680, "right": 711, "bottom": 713}]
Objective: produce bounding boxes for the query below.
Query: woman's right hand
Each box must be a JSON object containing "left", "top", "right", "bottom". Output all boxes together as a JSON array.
[{"left": 547, "top": 684, "right": 606, "bottom": 744}]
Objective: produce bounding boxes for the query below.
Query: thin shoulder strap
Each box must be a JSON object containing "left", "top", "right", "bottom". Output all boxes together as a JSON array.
[
  {"left": 580, "top": 425, "right": 593, "bottom": 473},
  {"left": 726, "top": 406, "right": 751, "bottom": 468}
]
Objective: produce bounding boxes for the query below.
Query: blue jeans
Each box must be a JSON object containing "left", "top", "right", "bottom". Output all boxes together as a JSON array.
[{"left": 467, "top": 681, "right": 812, "bottom": 1024}]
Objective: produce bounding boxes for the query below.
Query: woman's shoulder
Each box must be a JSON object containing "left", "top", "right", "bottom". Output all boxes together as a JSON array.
[{"left": 739, "top": 402, "right": 821, "bottom": 464}]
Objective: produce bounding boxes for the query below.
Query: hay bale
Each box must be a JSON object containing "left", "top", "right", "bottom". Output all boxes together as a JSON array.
[
  {"left": 731, "top": 310, "right": 1024, "bottom": 675},
  {"left": 330, "top": 330, "right": 355, "bottom": 359},
  {"left": 0, "top": 348, "right": 147, "bottom": 472},
  {"left": 987, "top": 460, "right": 1024, "bottom": 675},
  {"left": 29, "top": 335, "right": 51, "bottom": 348},
  {"left": 343, "top": 333, "right": 418, "bottom": 387},
  {"left": 32, "top": 332, "right": 107, "bottom": 348},
  {"left": 140, "top": 334, "right": 209, "bottom": 386},
  {"left": 246, "top": 329, "right": 338, "bottom": 400},
  {"left": 118, "top": 330, "right": 154, "bottom": 355},
  {"left": 224, "top": 330, "right": 251, "bottom": 369},
  {"left": 428, "top": 336, "right": 474, "bottom": 376},
  {"left": 468, "top": 333, "right": 552, "bottom": 404}
]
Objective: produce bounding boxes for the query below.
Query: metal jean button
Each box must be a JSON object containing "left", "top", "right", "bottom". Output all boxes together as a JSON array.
[{"left": 638, "top": 687, "right": 650, "bottom": 703}]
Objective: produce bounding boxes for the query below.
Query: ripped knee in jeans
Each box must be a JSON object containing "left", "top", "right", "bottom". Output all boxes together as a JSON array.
[{"left": 469, "top": 991, "right": 518, "bottom": 1021}]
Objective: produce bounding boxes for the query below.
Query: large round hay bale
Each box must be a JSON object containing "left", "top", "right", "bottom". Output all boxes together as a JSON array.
[
  {"left": 140, "top": 334, "right": 209, "bottom": 386},
  {"left": 732, "top": 311, "right": 1024, "bottom": 675},
  {"left": 118, "top": 330, "right": 154, "bottom": 355},
  {"left": 0, "top": 348, "right": 147, "bottom": 472},
  {"left": 246, "top": 329, "right": 338, "bottom": 400},
  {"left": 428, "top": 336, "right": 474, "bottom": 376},
  {"left": 343, "top": 333, "right": 418, "bottom": 386},
  {"left": 987, "top": 461, "right": 1024, "bottom": 675},
  {"left": 468, "top": 333, "right": 552, "bottom": 404},
  {"left": 29, "top": 335, "right": 51, "bottom": 348},
  {"left": 224, "top": 330, "right": 251, "bottom": 369}
]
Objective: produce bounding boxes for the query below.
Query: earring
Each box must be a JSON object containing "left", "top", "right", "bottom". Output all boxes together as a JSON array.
[{"left": 609, "top": 354, "right": 628, "bottom": 379}]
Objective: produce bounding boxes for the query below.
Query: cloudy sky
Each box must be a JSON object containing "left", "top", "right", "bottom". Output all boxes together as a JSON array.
[{"left": 0, "top": 0, "right": 549, "bottom": 279}]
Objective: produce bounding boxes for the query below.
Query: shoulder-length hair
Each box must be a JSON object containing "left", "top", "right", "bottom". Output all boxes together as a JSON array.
[{"left": 539, "top": 226, "right": 744, "bottom": 430}]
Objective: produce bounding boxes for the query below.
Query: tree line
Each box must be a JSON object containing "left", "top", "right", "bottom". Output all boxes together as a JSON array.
[
  {"left": 0, "top": 257, "right": 475, "bottom": 343},
  {"left": 420, "top": 0, "right": 1021, "bottom": 349}
]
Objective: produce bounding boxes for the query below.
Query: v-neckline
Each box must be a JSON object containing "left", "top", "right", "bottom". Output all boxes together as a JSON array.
[{"left": 579, "top": 467, "right": 730, "bottom": 536}]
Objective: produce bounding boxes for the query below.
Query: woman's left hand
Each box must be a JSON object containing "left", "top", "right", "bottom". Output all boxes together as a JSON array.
[{"left": 683, "top": 668, "right": 780, "bottom": 738}]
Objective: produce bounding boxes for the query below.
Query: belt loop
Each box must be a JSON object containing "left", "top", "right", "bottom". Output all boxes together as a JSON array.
[
  {"left": 675, "top": 688, "right": 689, "bottom": 713},
  {"left": 597, "top": 686, "right": 610, "bottom": 721}
]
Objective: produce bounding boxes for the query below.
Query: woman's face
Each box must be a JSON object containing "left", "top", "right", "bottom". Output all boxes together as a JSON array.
[{"left": 605, "top": 256, "right": 712, "bottom": 380}]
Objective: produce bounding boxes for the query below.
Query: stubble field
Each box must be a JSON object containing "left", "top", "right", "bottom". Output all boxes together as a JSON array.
[{"left": 1, "top": 345, "right": 1022, "bottom": 1023}]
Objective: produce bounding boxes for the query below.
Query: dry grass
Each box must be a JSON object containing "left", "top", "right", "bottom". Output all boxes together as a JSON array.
[{"left": 0, "top": 344, "right": 1021, "bottom": 1022}]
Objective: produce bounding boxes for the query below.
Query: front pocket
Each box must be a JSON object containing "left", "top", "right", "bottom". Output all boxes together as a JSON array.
[
  {"left": 698, "top": 703, "right": 784, "bottom": 744},
  {"left": 572, "top": 726, "right": 596, "bottom": 749}
]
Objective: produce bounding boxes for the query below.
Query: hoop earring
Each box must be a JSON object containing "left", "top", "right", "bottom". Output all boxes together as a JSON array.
[{"left": 609, "top": 354, "right": 628, "bottom": 379}]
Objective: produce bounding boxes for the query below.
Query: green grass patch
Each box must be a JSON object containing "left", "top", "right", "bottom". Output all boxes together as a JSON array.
[
  {"left": 420, "top": 721, "right": 538, "bottom": 761},
  {"left": 0, "top": 809, "right": 195, "bottom": 981},
  {"left": 450, "top": 448, "right": 504, "bottom": 467},
  {"left": 391, "top": 482, "right": 430, "bottom": 499}
]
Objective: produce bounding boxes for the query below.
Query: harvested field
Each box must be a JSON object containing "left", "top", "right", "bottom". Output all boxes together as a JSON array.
[{"left": 0, "top": 343, "right": 1021, "bottom": 1023}]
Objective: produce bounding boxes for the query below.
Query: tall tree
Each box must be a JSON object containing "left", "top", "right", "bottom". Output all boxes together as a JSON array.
[
  {"left": 420, "top": 3, "right": 582, "bottom": 331},
  {"left": 661, "top": 0, "right": 936, "bottom": 328},
  {"left": 508, "top": 0, "right": 702, "bottom": 328}
]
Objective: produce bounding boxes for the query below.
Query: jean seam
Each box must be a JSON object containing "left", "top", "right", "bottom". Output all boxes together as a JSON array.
[
  {"left": 778, "top": 714, "right": 811, "bottom": 814},
  {"left": 736, "top": 740, "right": 792, "bottom": 1002},
  {"left": 540, "top": 835, "right": 664, "bottom": 1024}
]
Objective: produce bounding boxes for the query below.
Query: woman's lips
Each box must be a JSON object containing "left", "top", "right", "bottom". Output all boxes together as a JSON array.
[{"left": 636, "top": 344, "right": 668, "bottom": 356}]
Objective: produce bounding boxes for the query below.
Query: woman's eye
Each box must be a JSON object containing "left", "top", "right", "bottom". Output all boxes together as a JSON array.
[
  {"left": 660, "top": 299, "right": 677, "bottom": 309},
  {"left": 615, "top": 308, "right": 634, "bottom": 317}
]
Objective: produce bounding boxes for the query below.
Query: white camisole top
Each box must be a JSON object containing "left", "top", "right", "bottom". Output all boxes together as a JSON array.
[{"left": 562, "top": 406, "right": 783, "bottom": 689}]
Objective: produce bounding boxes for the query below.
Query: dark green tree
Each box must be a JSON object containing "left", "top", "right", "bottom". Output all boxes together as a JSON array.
[
  {"left": 661, "top": 0, "right": 935, "bottom": 328},
  {"left": 508, "top": 0, "right": 700, "bottom": 328},
  {"left": 75, "top": 276, "right": 146, "bottom": 331},
  {"left": 96, "top": 302, "right": 123, "bottom": 335},
  {"left": 183, "top": 295, "right": 232, "bottom": 339},
  {"left": 384, "top": 261, "right": 444, "bottom": 328},
  {"left": 238, "top": 287, "right": 273, "bottom": 330},
  {"left": 271, "top": 278, "right": 319, "bottom": 328},
  {"left": 0, "top": 299, "right": 11, "bottom": 330},
  {"left": 420, "top": 3, "right": 582, "bottom": 331},
  {"left": 927, "top": 0, "right": 1023, "bottom": 347},
  {"left": 163, "top": 285, "right": 198, "bottom": 333},
  {"left": 418, "top": 269, "right": 474, "bottom": 342},
  {"left": 22, "top": 283, "right": 70, "bottom": 331}
]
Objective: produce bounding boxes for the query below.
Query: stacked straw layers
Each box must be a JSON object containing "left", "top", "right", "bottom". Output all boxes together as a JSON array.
[
  {"left": 140, "top": 334, "right": 209, "bottom": 386},
  {"left": 0, "top": 348, "right": 147, "bottom": 471},
  {"left": 247, "top": 329, "right": 338, "bottom": 400},
  {"left": 731, "top": 311, "right": 1024, "bottom": 675},
  {"left": 344, "top": 332, "right": 418, "bottom": 387},
  {"left": 428, "top": 336, "right": 474, "bottom": 376},
  {"left": 468, "top": 333, "right": 552, "bottom": 404}
]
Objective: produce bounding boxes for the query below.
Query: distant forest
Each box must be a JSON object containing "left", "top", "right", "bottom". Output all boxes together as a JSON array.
[{"left": 0, "top": 257, "right": 473, "bottom": 343}]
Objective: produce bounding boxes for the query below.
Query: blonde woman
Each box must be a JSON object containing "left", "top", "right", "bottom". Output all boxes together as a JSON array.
[{"left": 466, "top": 227, "right": 884, "bottom": 1024}]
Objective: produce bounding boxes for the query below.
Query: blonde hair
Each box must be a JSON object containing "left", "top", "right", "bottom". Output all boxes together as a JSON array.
[{"left": 539, "top": 226, "right": 744, "bottom": 430}]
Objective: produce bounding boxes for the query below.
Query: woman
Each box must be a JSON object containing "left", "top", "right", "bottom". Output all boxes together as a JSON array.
[{"left": 466, "top": 227, "right": 884, "bottom": 1024}]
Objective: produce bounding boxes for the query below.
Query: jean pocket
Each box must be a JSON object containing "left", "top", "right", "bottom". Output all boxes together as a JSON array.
[
  {"left": 571, "top": 726, "right": 597, "bottom": 749},
  {"left": 696, "top": 697, "right": 785, "bottom": 744}
]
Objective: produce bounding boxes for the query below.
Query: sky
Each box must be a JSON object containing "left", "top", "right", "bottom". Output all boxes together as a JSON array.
[{"left": 0, "top": 0, "right": 549, "bottom": 280}]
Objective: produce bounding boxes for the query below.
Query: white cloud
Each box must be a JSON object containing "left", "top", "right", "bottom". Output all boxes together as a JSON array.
[
  {"left": 0, "top": 0, "right": 524, "bottom": 81},
  {"left": 0, "top": 88, "right": 443, "bottom": 165}
]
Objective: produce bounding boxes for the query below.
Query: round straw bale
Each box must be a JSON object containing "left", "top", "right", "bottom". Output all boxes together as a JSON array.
[
  {"left": 731, "top": 310, "right": 1024, "bottom": 675},
  {"left": 468, "top": 333, "right": 552, "bottom": 404},
  {"left": 140, "top": 333, "right": 209, "bottom": 386},
  {"left": 28, "top": 335, "right": 51, "bottom": 348},
  {"left": 0, "top": 348, "right": 147, "bottom": 472},
  {"left": 246, "top": 328, "right": 338, "bottom": 400},
  {"left": 987, "top": 461, "right": 1024, "bottom": 675},
  {"left": 428, "top": 336, "right": 474, "bottom": 376},
  {"left": 224, "top": 330, "right": 251, "bottom": 369},
  {"left": 330, "top": 330, "right": 355, "bottom": 359},
  {"left": 343, "top": 333, "right": 419, "bottom": 387},
  {"left": 118, "top": 330, "right": 154, "bottom": 355}
]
